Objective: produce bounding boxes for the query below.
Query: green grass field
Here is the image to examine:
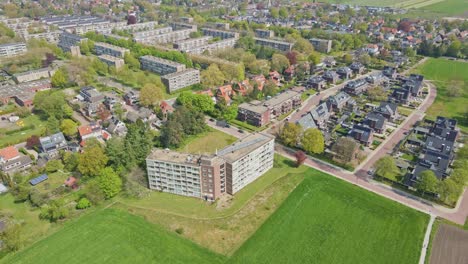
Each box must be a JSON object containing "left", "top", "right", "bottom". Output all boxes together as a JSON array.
[
  {"left": 420, "top": 0, "right": 468, "bottom": 17},
  {"left": 176, "top": 128, "right": 237, "bottom": 154},
  {"left": 229, "top": 172, "right": 429, "bottom": 264},
  {"left": 412, "top": 58, "right": 468, "bottom": 132},
  {"left": 3, "top": 164, "right": 429, "bottom": 264},
  {"left": 0, "top": 115, "right": 46, "bottom": 148},
  {"left": 1, "top": 209, "right": 226, "bottom": 264}
]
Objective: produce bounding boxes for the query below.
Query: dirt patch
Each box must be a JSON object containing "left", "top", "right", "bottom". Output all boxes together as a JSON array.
[{"left": 430, "top": 224, "right": 468, "bottom": 264}]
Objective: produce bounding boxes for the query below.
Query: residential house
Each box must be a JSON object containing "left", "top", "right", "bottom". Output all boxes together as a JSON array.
[
  {"left": 39, "top": 132, "right": 68, "bottom": 158},
  {"left": 336, "top": 67, "right": 352, "bottom": 79},
  {"left": 390, "top": 88, "right": 412, "bottom": 104},
  {"left": 349, "top": 124, "right": 374, "bottom": 146},
  {"left": 106, "top": 117, "right": 127, "bottom": 137},
  {"left": 364, "top": 113, "right": 387, "bottom": 133},
  {"left": 327, "top": 92, "right": 352, "bottom": 112},
  {"left": 296, "top": 113, "right": 317, "bottom": 130},
  {"left": 78, "top": 123, "right": 102, "bottom": 142},
  {"left": 268, "top": 71, "right": 282, "bottom": 86},
  {"left": 375, "top": 102, "right": 399, "bottom": 121},
  {"left": 307, "top": 76, "right": 326, "bottom": 90},
  {"left": 349, "top": 62, "right": 365, "bottom": 75},
  {"left": 0, "top": 146, "right": 32, "bottom": 174},
  {"left": 382, "top": 66, "right": 397, "bottom": 79},
  {"left": 216, "top": 85, "right": 235, "bottom": 105},
  {"left": 365, "top": 44, "right": 380, "bottom": 55},
  {"left": 160, "top": 100, "right": 174, "bottom": 120},
  {"left": 323, "top": 71, "right": 339, "bottom": 84},
  {"left": 124, "top": 91, "right": 139, "bottom": 106},
  {"left": 310, "top": 102, "right": 331, "bottom": 129},
  {"left": 343, "top": 78, "right": 368, "bottom": 95}
]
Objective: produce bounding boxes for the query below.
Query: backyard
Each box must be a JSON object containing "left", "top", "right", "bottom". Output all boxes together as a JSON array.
[
  {"left": 0, "top": 115, "right": 46, "bottom": 148},
  {"left": 413, "top": 58, "right": 468, "bottom": 133}
]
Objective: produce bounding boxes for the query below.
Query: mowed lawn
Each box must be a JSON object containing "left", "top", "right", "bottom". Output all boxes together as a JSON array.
[
  {"left": 421, "top": 0, "right": 468, "bottom": 17},
  {"left": 229, "top": 171, "right": 429, "bottom": 264},
  {"left": 413, "top": 58, "right": 468, "bottom": 132},
  {"left": 177, "top": 128, "right": 237, "bottom": 154},
  {"left": 2, "top": 209, "right": 226, "bottom": 264}
]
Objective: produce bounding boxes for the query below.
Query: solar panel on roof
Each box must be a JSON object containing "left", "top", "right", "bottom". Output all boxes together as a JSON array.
[{"left": 29, "top": 174, "right": 48, "bottom": 186}]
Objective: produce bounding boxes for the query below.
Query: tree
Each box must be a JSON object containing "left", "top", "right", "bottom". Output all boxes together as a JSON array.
[
  {"left": 301, "top": 128, "right": 325, "bottom": 154},
  {"left": 51, "top": 68, "right": 68, "bottom": 88},
  {"left": 176, "top": 92, "right": 215, "bottom": 113},
  {"left": 84, "top": 179, "right": 105, "bottom": 205},
  {"left": 331, "top": 137, "right": 358, "bottom": 163},
  {"left": 124, "top": 52, "right": 140, "bottom": 70},
  {"left": 62, "top": 151, "right": 78, "bottom": 172},
  {"left": 263, "top": 80, "right": 278, "bottom": 97},
  {"left": 342, "top": 53, "right": 353, "bottom": 64},
  {"left": 438, "top": 179, "right": 462, "bottom": 205},
  {"left": 358, "top": 53, "right": 371, "bottom": 66},
  {"left": 139, "top": 83, "right": 164, "bottom": 107},
  {"left": 295, "top": 151, "right": 307, "bottom": 167},
  {"left": 78, "top": 144, "right": 108, "bottom": 177},
  {"left": 279, "top": 7, "right": 288, "bottom": 19},
  {"left": 404, "top": 47, "right": 416, "bottom": 57},
  {"left": 286, "top": 51, "right": 298, "bottom": 65},
  {"left": 105, "top": 137, "right": 131, "bottom": 170},
  {"left": 46, "top": 159, "right": 64, "bottom": 173},
  {"left": 60, "top": 119, "right": 78, "bottom": 137},
  {"left": 46, "top": 116, "right": 60, "bottom": 134},
  {"left": 270, "top": 7, "right": 279, "bottom": 19},
  {"left": 374, "top": 156, "right": 399, "bottom": 181},
  {"left": 446, "top": 40, "right": 461, "bottom": 57},
  {"left": 160, "top": 118, "right": 184, "bottom": 148},
  {"left": 271, "top": 53, "right": 290, "bottom": 72},
  {"left": 124, "top": 122, "right": 153, "bottom": 167},
  {"left": 201, "top": 64, "right": 225, "bottom": 87},
  {"left": 308, "top": 51, "right": 321, "bottom": 68},
  {"left": 33, "top": 90, "right": 68, "bottom": 119},
  {"left": 76, "top": 197, "right": 91, "bottom": 209},
  {"left": 26, "top": 135, "right": 40, "bottom": 149},
  {"left": 279, "top": 123, "right": 302, "bottom": 147},
  {"left": 416, "top": 170, "right": 439, "bottom": 196},
  {"left": 16, "top": 106, "right": 31, "bottom": 118},
  {"left": 294, "top": 38, "right": 314, "bottom": 54},
  {"left": 0, "top": 222, "right": 22, "bottom": 252},
  {"left": 98, "top": 167, "right": 123, "bottom": 199},
  {"left": 39, "top": 200, "right": 69, "bottom": 222}
]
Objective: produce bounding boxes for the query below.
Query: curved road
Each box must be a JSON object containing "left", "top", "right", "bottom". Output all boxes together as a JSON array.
[{"left": 276, "top": 82, "right": 468, "bottom": 225}]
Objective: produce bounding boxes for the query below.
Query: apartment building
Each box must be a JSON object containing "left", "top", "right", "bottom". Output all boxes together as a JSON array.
[
  {"left": 94, "top": 42, "right": 129, "bottom": 58},
  {"left": 309, "top": 38, "right": 332, "bottom": 53},
  {"left": 25, "top": 31, "right": 61, "bottom": 44},
  {"left": 0, "top": 42, "right": 27, "bottom": 58},
  {"left": 146, "top": 133, "right": 274, "bottom": 200},
  {"left": 161, "top": 69, "right": 200, "bottom": 93},
  {"left": 41, "top": 15, "right": 126, "bottom": 35},
  {"left": 134, "top": 27, "right": 195, "bottom": 45},
  {"left": 170, "top": 22, "right": 198, "bottom": 31},
  {"left": 255, "top": 29, "right": 275, "bottom": 38},
  {"left": 58, "top": 32, "right": 88, "bottom": 52},
  {"left": 253, "top": 37, "right": 294, "bottom": 51},
  {"left": 201, "top": 28, "right": 239, "bottom": 39},
  {"left": 173, "top": 36, "right": 212, "bottom": 51},
  {"left": 98, "top": 54, "right": 125, "bottom": 70},
  {"left": 238, "top": 89, "right": 302, "bottom": 127},
  {"left": 13, "top": 68, "right": 56, "bottom": 83},
  {"left": 0, "top": 79, "right": 51, "bottom": 107},
  {"left": 140, "top": 55, "right": 186, "bottom": 75},
  {"left": 133, "top": 27, "right": 173, "bottom": 41}
]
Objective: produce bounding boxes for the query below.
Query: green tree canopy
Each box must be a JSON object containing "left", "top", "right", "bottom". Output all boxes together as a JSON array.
[
  {"left": 279, "top": 123, "right": 302, "bottom": 147},
  {"left": 78, "top": 144, "right": 109, "bottom": 177},
  {"left": 51, "top": 68, "right": 68, "bottom": 88},
  {"left": 60, "top": 119, "right": 78, "bottom": 137},
  {"left": 98, "top": 167, "right": 122, "bottom": 199},
  {"left": 201, "top": 64, "right": 225, "bottom": 87},
  {"left": 301, "top": 128, "right": 325, "bottom": 154},
  {"left": 139, "top": 83, "right": 164, "bottom": 107},
  {"left": 176, "top": 91, "right": 215, "bottom": 113},
  {"left": 374, "top": 156, "right": 399, "bottom": 181},
  {"left": 416, "top": 170, "right": 439, "bottom": 195},
  {"left": 271, "top": 53, "right": 290, "bottom": 72}
]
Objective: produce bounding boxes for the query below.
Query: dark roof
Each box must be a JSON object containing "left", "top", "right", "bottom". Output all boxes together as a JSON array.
[
  {"left": 29, "top": 174, "right": 48, "bottom": 186},
  {"left": 425, "top": 136, "right": 454, "bottom": 155},
  {"left": 350, "top": 124, "right": 373, "bottom": 143},
  {"left": 434, "top": 116, "right": 457, "bottom": 130},
  {"left": 364, "top": 112, "right": 386, "bottom": 130},
  {"left": 297, "top": 113, "right": 317, "bottom": 130}
]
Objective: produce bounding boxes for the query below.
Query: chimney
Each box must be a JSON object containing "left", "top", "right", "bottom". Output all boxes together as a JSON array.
[
  {"left": 441, "top": 144, "right": 445, "bottom": 152},
  {"left": 437, "top": 157, "right": 441, "bottom": 166}
]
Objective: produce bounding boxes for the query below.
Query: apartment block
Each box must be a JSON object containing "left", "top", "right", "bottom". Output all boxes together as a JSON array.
[
  {"left": 41, "top": 15, "right": 125, "bottom": 35},
  {"left": 58, "top": 32, "right": 88, "bottom": 52},
  {"left": 94, "top": 42, "right": 129, "bottom": 58},
  {"left": 170, "top": 22, "right": 198, "bottom": 31},
  {"left": 253, "top": 37, "right": 293, "bottom": 51},
  {"left": 133, "top": 27, "right": 195, "bottom": 45},
  {"left": 140, "top": 55, "right": 186, "bottom": 75},
  {"left": 0, "top": 42, "right": 27, "bottom": 58},
  {"left": 309, "top": 38, "right": 332, "bottom": 53},
  {"left": 255, "top": 29, "right": 275, "bottom": 38},
  {"left": 146, "top": 133, "right": 274, "bottom": 200},
  {"left": 173, "top": 36, "right": 212, "bottom": 51},
  {"left": 201, "top": 28, "right": 239, "bottom": 39},
  {"left": 133, "top": 27, "right": 173, "bottom": 40},
  {"left": 238, "top": 89, "right": 302, "bottom": 127},
  {"left": 161, "top": 69, "right": 200, "bottom": 93},
  {"left": 25, "top": 31, "right": 61, "bottom": 44},
  {"left": 98, "top": 55, "right": 125, "bottom": 70},
  {"left": 13, "top": 68, "right": 56, "bottom": 83}
]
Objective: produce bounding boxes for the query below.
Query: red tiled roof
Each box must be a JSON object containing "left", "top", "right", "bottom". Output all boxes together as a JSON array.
[
  {"left": 160, "top": 101, "right": 174, "bottom": 113},
  {"left": 64, "top": 176, "right": 77, "bottom": 187},
  {"left": 0, "top": 146, "right": 19, "bottom": 161},
  {"left": 78, "top": 125, "right": 92, "bottom": 137}
]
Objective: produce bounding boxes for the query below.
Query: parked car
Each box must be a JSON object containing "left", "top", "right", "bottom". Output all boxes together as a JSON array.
[{"left": 238, "top": 129, "right": 244, "bottom": 133}]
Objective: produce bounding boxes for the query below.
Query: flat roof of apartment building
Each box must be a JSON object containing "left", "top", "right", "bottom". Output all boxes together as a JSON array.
[
  {"left": 140, "top": 55, "right": 184, "bottom": 67},
  {"left": 98, "top": 54, "right": 124, "bottom": 62},
  {"left": 94, "top": 42, "right": 129, "bottom": 52},
  {"left": 239, "top": 100, "right": 269, "bottom": 114},
  {"left": 147, "top": 148, "right": 203, "bottom": 166},
  {"left": 162, "top": 68, "right": 199, "bottom": 79},
  {"left": 264, "top": 89, "right": 301, "bottom": 108},
  {"left": 217, "top": 133, "right": 274, "bottom": 163}
]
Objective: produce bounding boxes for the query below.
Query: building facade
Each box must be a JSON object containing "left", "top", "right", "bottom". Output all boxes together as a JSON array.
[
  {"left": 0, "top": 42, "right": 27, "bottom": 58},
  {"left": 140, "top": 55, "right": 186, "bottom": 75},
  {"left": 309, "top": 38, "right": 332, "bottom": 53},
  {"left": 253, "top": 38, "right": 293, "bottom": 51},
  {"left": 94, "top": 42, "right": 129, "bottom": 58},
  {"left": 146, "top": 133, "right": 274, "bottom": 200},
  {"left": 161, "top": 69, "right": 200, "bottom": 93}
]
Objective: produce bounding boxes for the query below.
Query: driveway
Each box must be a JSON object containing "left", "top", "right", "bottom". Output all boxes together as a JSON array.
[{"left": 205, "top": 117, "right": 248, "bottom": 139}]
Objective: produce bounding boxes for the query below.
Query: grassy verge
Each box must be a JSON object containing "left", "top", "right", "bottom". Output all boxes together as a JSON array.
[{"left": 0, "top": 115, "right": 46, "bottom": 148}]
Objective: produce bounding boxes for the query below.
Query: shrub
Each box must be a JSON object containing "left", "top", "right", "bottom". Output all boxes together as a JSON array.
[
  {"left": 76, "top": 198, "right": 91, "bottom": 210},
  {"left": 175, "top": 228, "right": 184, "bottom": 235}
]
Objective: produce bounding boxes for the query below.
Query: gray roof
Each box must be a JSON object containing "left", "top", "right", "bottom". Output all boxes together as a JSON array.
[{"left": 297, "top": 113, "right": 317, "bottom": 130}]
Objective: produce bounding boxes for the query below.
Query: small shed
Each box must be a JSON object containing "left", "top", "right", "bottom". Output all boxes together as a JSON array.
[{"left": 64, "top": 176, "right": 77, "bottom": 188}]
